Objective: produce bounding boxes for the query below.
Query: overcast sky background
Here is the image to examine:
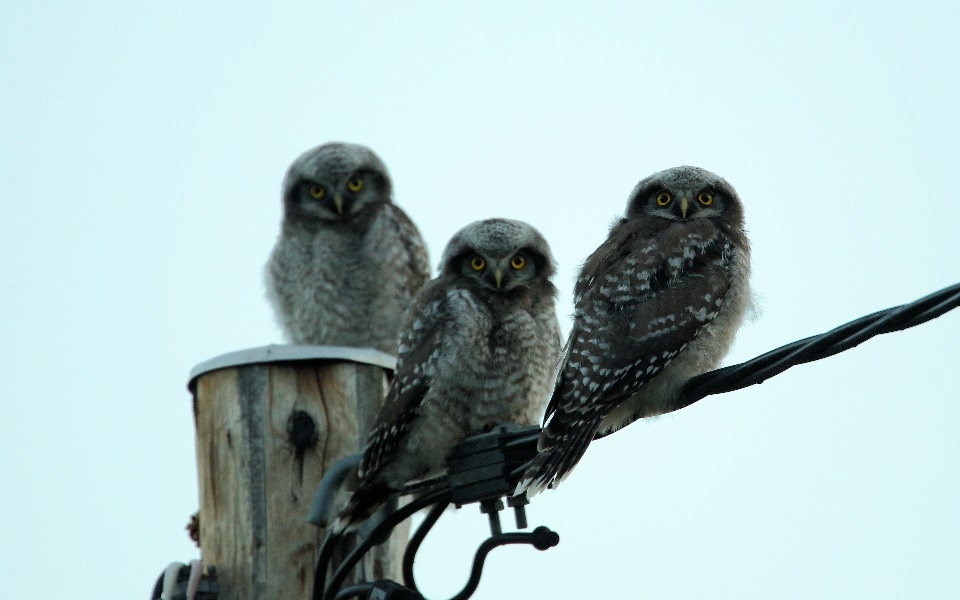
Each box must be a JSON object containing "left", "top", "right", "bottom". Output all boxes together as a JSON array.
[{"left": 2, "top": 2, "right": 959, "bottom": 598}]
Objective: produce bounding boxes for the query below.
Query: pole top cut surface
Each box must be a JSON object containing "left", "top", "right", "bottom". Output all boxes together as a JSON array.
[{"left": 187, "top": 344, "right": 398, "bottom": 392}]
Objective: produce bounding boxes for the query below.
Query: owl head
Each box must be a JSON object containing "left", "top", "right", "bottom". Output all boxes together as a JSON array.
[
  {"left": 440, "top": 218, "right": 556, "bottom": 293},
  {"left": 281, "top": 142, "right": 393, "bottom": 224},
  {"left": 626, "top": 165, "right": 744, "bottom": 227}
]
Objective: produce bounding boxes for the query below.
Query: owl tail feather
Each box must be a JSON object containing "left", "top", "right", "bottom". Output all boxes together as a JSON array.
[
  {"left": 514, "top": 417, "right": 600, "bottom": 498},
  {"left": 330, "top": 481, "right": 391, "bottom": 535}
]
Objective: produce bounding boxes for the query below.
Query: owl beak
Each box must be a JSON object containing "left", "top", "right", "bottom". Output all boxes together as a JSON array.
[
  {"left": 333, "top": 194, "right": 345, "bottom": 215},
  {"left": 494, "top": 268, "right": 503, "bottom": 289},
  {"left": 680, "top": 197, "right": 690, "bottom": 219}
]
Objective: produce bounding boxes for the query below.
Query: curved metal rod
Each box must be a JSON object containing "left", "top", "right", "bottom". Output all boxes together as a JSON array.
[
  {"left": 450, "top": 526, "right": 560, "bottom": 600},
  {"left": 308, "top": 453, "right": 362, "bottom": 527},
  {"left": 321, "top": 487, "right": 453, "bottom": 600},
  {"left": 402, "top": 499, "right": 450, "bottom": 592}
]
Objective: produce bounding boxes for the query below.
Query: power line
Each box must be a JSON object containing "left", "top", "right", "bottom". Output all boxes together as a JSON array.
[
  {"left": 312, "top": 280, "right": 960, "bottom": 599},
  {"left": 670, "top": 280, "right": 960, "bottom": 415}
]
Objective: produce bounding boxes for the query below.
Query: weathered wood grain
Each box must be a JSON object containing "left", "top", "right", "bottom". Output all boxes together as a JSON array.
[{"left": 193, "top": 359, "right": 408, "bottom": 599}]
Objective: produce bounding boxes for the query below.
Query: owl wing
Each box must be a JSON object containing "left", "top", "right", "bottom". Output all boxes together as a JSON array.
[
  {"left": 333, "top": 279, "right": 449, "bottom": 532},
  {"left": 520, "top": 220, "right": 733, "bottom": 495},
  {"left": 355, "top": 278, "right": 447, "bottom": 481},
  {"left": 387, "top": 203, "right": 432, "bottom": 289},
  {"left": 549, "top": 219, "right": 730, "bottom": 417}
]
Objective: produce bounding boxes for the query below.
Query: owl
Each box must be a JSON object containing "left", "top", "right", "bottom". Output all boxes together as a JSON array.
[
  {"left": 266, "top": 142, "right": 431, "bottom": 356},
  {"left": 332, "top": 218, "right": 562, "bottom": 532},
  {"left": 516, "top": 166, "right": 752, "bottom": 496}
]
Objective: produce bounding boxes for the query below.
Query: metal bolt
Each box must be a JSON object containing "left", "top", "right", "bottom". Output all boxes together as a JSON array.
[
  {"left": 507, "top": 494, "right": 529, "bottom": 529},
  {"left": 479, "top": 499, "right": 504, "bottom": 535}
]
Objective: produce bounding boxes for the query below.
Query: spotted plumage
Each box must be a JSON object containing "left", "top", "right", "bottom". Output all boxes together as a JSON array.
[
  {"left": 517, "top": 166, "right": 752, "bottom": 496},
  {"left": 333, "top": 218, "right": 561, "bottom": 532},
  {"left": 266, "top": 142, "right": 430, "bottom": 355}
]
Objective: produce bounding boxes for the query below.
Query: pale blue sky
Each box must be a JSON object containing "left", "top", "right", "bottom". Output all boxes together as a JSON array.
[{"left": 2, "top": 2, "right": 958, "bottom": 598}]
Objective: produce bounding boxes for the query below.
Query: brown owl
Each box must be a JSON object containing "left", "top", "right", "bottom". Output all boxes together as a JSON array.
[{"left": 518, "top": 166, "right": 752, "bottom": 496}]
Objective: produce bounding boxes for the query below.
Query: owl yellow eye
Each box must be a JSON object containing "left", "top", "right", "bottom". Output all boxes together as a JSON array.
[
  {"left": 698, "top": 192, "right": 714, "bottom": 206},
  {"left": 510, "top": 255, "right": 526, "bottom": 270},
  {"left": 470, "top": 256, "right": 486, "bottom": 271},
  {"left": 308, "top": 184, "right": 325, "bottom": 199},
  {"left": 656, "top": 192, "right": 672, "bottom": 206},
  {"left": 347, "top": 176, "right": 364, "bottom": 193}
]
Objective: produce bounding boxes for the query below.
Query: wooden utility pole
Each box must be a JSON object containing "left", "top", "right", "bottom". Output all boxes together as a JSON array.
[{"left": 189, "top": 345, "right": 409, "bottom": 600}]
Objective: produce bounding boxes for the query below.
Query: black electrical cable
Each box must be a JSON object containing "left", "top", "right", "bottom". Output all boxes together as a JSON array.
[
  {"left": 678, "top": 281, "right": 960, "bottom": 406},
  {"left": 402, "top": 500, "right": 449, "bottom": 592},
  {"left": 318, "top": 488, "right": 453, "bottom": 600},
  {"left": 595, "top": 281, "right": 960, "bottom": 437},
  {"left": 331, "top": 584, "right": 369, "bottom": 600},
  {"left": 311, "top": 281, "right": 959, "bottom": 599}
]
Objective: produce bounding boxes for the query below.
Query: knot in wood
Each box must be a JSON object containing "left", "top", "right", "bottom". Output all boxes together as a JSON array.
[{"left": 287, "top": 410, "right": 319, "bottom": 460}]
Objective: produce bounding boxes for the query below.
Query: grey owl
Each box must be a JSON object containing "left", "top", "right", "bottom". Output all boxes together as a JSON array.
[
  {"left": 333, "top": 218, "right": 562, "bottom": 531},
  {"left": 517, "top": 166, "right": 752, "bottom": 496},
  {"left": 266, "top": 142, "right": 431, "bottom": 355}
]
